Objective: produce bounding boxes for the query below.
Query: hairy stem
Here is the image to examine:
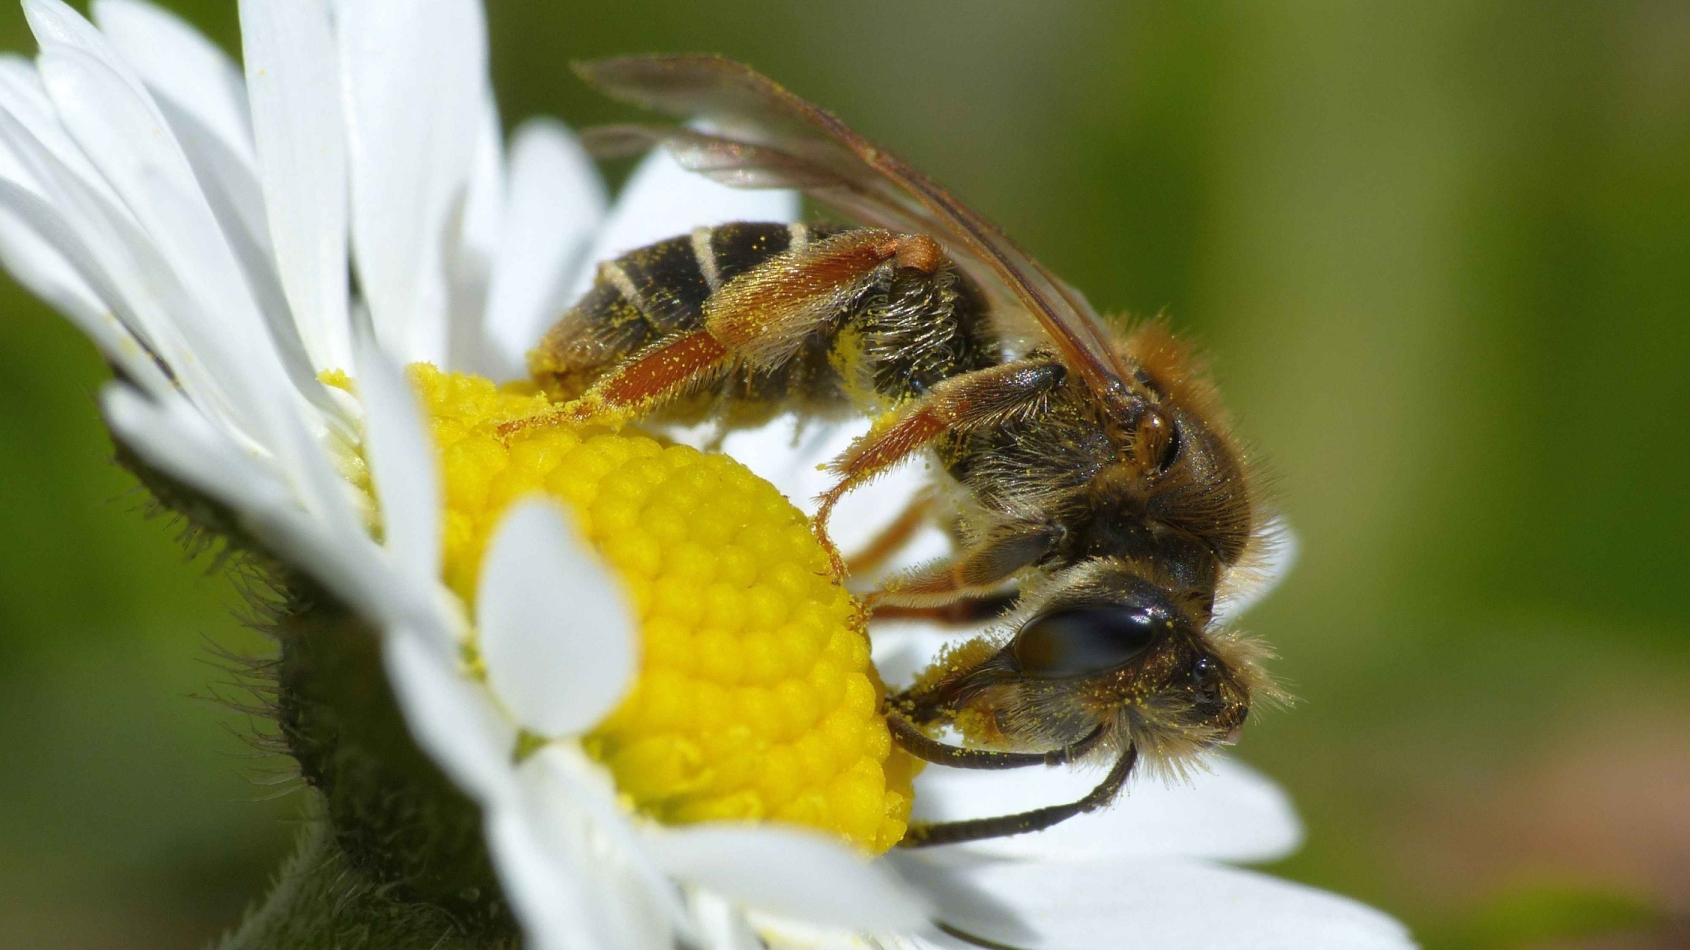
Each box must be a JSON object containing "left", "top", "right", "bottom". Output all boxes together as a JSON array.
[{"left": 216, "top": 812, "right": 513, "bottom": 950}]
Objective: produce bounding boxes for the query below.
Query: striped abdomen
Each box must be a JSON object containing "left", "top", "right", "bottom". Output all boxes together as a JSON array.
[{"left": 529, "top": 222, "right": 998, "bottom": 426}]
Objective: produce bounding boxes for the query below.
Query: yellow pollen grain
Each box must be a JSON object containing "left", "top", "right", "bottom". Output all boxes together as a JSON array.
[{"left": 404, "top": 364, "right": 915, "bottom": 853}]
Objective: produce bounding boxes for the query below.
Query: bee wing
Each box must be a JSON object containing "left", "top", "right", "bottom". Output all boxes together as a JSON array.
[
  {"left": 575, "top": 55, "right": 1133, "bottom": 402},
  {"left": 583, "top": 123, "right": 952, "bottom": 244},
  {"left": 582, "top": 124, "right": 848, "bottom": 192}
]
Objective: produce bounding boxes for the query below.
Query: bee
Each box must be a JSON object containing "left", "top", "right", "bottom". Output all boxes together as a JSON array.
[{"left": 528, "top": 55, "right": 1282, "bottom": 847}]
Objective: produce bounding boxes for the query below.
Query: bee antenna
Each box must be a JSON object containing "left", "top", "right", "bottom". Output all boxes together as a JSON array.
[{"left": 898, "top": 744, "right": 1138, "bottom": 848}]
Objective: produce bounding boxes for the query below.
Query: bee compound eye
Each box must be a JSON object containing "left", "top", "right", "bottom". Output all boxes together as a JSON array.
[{"left": 1012, "top": 604, "right": 1164, "bottom": 678}]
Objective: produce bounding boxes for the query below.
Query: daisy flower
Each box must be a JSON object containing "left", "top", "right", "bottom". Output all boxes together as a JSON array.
[
  {"left": 0, "top": 1, "right": 1414, "bottom": 949},
  {"left": 0, "top": 0, "right": 907, "bottom": 946}
]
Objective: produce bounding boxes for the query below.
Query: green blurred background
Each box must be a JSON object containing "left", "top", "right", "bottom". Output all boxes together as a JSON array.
[{"left": 1, "top": 1, "right": 1686, "bottom": 947}]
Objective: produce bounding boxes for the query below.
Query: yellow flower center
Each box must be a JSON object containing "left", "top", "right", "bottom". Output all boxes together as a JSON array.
[{"left": 405, "top": 364, "right": 914, "bottom": 853}]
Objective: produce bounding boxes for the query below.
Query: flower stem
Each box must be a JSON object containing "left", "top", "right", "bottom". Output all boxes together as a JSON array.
[{"left": 216, "top": 814, "right": 513, "bottom": 950}]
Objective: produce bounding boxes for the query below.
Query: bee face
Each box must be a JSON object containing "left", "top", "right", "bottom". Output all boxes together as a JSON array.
[{"left": 908, "top": 566, "right": 1258, "bottom": 762}]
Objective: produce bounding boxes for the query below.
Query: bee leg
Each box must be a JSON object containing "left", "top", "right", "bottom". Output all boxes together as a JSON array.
[
  {"left": 868, "top": 591, "right": 1019, "bottom": 625},
  {"left": 575, "top": 329, "right": 735, "bottom": 420},
  {"left": 495, "top": 328, "right": 735, "bottom": 438},
  {"left": 886, "top": 712, "right": 1105, "bottom": 770},
  {"left": 815, "top": 359, "right": 1067, "bottom": 568},
  {"left": 867, "top": 521, "right": 1061, "bottom": 609},
  {"left": 897, "top": 744, "right": 1139, "bottom": 848},
  {"left": 538, "top": 229, "right": 945, "bottom": 430}
]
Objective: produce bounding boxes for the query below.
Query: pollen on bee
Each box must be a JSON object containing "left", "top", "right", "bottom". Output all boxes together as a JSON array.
[{"left": 405, "top": 364, "right": 915, "bottom": 853}]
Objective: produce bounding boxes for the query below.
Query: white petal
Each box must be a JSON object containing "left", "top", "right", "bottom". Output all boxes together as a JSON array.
[
  {"left": 383, "top": 630, "right": 517, "bottom": 804},
  {"left": 0, "top": 183, "right": 169, "bottom": 394},
  {"left": 910, "top": 755, "right": 1302, "bottom": 864},
  {"left": 0, "top": 96, "right": 259, "bottom": 438},
  {"left": 0, "top": 54, "right": 119, "bottom": 202},
  {"left": 648, "top": 825, "right": 930, "bottom": 933},
  {"left": 1214, "top": 515, "right": 1299, "bottom": 626},
  {"left": 880, "top": 851, "right": 1031, "bottom": 947},
  {"left": 91, "top": 0, "right": 254, "bottom": 166},
  {"left": 742, "top": 914, "right": 880, "bottom": 950},
  {"left": 486, "top": 806, "right": 605, "bottom": 950},
  {"left": 138, "top": 91, "right": 326, "bottom": 427},
  {"left": 710, "top": 416, "right": 844, "bottom": 503},
  {"left": 32, "top": 0, "right": 277, "bottom": 279},
  {"left": 354, "top": 332, "right": 440, "bottom": 588},
  {"left": 458, "top": 86, "right": 504, "bottom": 272},
  {"left": 687, "top": 890, "right": 764, "bottom": 950},
  {"left": 239, "top": 0, "right": 351, "bottom": 375},
  {"left": 477, "top": 499, "right": 636, "bottom": 736},
  {"left": 0, "top": 57, "right": 195, "bottom": 395},
  {"left": 227, "top": 325, "right": 380, "bottom": 595},
  {"left": 441, "top": 83, "right": 503, "bottom": 377},
  {"left": 496, "top": 744, "right": 682, "bottom": 950},
  {"left": 0, "top": 186, "right": 91, "bottom": 311},
  {"left": 538, "top": 744, "right": 696, "bottom": 940},
  {"left": 100, "top": 383, "right": 427, "bottom": 635},
  {"left": 0, "top": 127, "right": 327, "bottom": 492},
  {"left": 22, "top": 0, "right": 152, "bottom": 100},
  {"left": 336, "top": 0, "right": 486, "bottom": 364},
  {"left": 565, "top": 146, "right": 797, "bottom": 304},
  {"left": 89, "top": 0, "right": 263, "bottom": 264},
  {"left": 102, "top": 381, "right": 293, "bottom": 519},
  {"left": 0, "top": 171, "right": 209, "bottom": 408},
  {"left": 0, "top": 50, "right": 292, "bottom": 394},
  {"left": 910, "top": 856, "right": 1415, "bottom": 950},
  {"left": 3, "top": 55, "right": 272, "bottom": 405},
  {"left": 35, "top": 45, "right": 359, "bottom": 521},
  {"left": 483, "top": 118, "right": 606, "bottom": 379},
  {"left": 34, "top": 48, "right": 297, "bottom": 420}
]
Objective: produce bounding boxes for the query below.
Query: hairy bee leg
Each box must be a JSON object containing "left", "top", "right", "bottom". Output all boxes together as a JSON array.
[
  {"left": 886, "top": 712, "right": 1105, "bottom": 770},
  {"left": 867, "top": 521, "right": 1060, "bottom": 610},
  {"left": 814, "top": 359, "right": 1067, "bottom": 555},
  {"left": 503, "top": 336, "right": 732, "bottom": 440},
  {"left": 578, "top": 329, "right": 734, "bottom": 418},
  {"left": 493, "top": 335, "right": 732, "bottom": 439},
  {"left": 897, "top": 745, "right": 1139, "bottom": 848},
  {"left": 544, "top": 229, "right": 947, "bottom": 431},
  {"left": 869, "top": 591, "right": 1019, "bottom": 625}
]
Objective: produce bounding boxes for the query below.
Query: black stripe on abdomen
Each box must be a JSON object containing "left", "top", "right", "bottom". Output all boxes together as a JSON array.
[
  {"left": 609, "top": 234, "right": 714, "bottom": 336},
  {"left": 707, "top": 222, "right": 793, "bottom": 285}
]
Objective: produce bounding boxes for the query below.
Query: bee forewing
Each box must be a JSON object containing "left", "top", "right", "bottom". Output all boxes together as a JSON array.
[
  {"left": 580, "top": 125, "right": 842, "bottom": 191},
  {"left": 575, "top": 54, "right": 1136, "bottom": 403}
]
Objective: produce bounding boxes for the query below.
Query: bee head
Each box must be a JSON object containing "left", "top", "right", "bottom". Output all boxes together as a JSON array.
[{"left": 903, "top": 560, "right": 1280, "bottom": 770}]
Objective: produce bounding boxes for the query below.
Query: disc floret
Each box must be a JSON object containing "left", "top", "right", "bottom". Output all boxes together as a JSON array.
[{"left": 409, "top": 365, "right": 916, "bottom": 853}]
